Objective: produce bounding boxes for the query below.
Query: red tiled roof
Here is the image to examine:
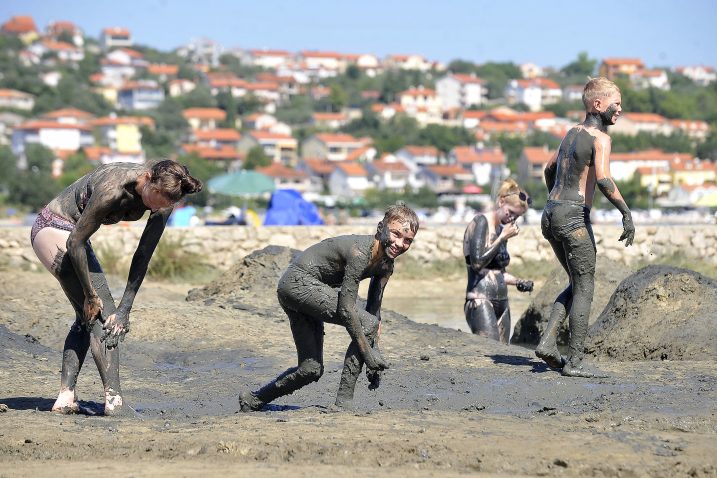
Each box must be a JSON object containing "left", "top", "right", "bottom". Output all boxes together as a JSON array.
[
  {"left": 103, "top": 27, "right": 130, "bottom": 36},
  {"left": 427, "top": 164, "right": 467, "bottom": 176},
  {"left": 193, "top": 128, "right": 241, "bottom": 141},
  {"left": 345, "top": 146, "right": 372, "bottom": 162},
  {"left": 148, "top": 63, "right": 179, "bottom": 75},
  {"left": 622, "top": 113, "right": 667, "bottom": 123},
  {"left": 312, "top": 112, "right": 347, "bottom": 121},
  {"left": 451, "top": 74, "right": 485, "bottom": 84},
  {"left": 116, "top": 47, "right": 143, "bottom": 58},
  {"left": 245, "top": 82, "right": 279, "bottom": 91},
  {"left": 371, "top": 160, "right": 409, "bottom": 173},
  {"left": 249, "top": 130, "right": 295, "bottom": 141},
  {"left": 83, "top": 146, "right": 112, "bottom": 161},
  {"left": 669, "top": 119, "right": 709, "bottom": 131},
  {"left": 120, "top": 81, "right": 161, "bottom": 91},
  {"left": 41, "top": 39, "right": 77, "bottom": 51},
  {"left": 670, "top": 157, "right": 716, "bottom": 172},
  {"left": 602, "top": 58, "right": 644, "bottom": 66},
  {"left": 301, "top": 50, "right": 343, "bottom": 59},
  {"left": 182, "top": 144, "right": 242, "bottom": 160},
  {"left": 514, "top": 78, "right": 561, "bottom": 90},
  {"left": 462, "top": 110, "right": 489, "bottom": 120},
  {"left": 17, "top": 120, "right": 91, "bottom": 131},
  {"left": 314, "top": 133, "right": 361, "bottom": 144},
  {"left": 250, "top": 49, "right": 290, "bottom": 57},
  {"left": 47, "top": 21, "right": 78, "bottom": 34},
  {"left": 2, "top": 16, "right": 37, "bottom": 34},
  {"left": 257, "top": 163, "right": 308, "bottom": 179},
  {"left": 43, "top": 108, "right": 94, "bottom": 119},
  {"left": 90, "top": 116, "right": 155, "bottom": 127},
  {"left": 302, "top": 159, "right": 336, "bottom": 175},
  {"left": 336, "top": 162, "right": 367, "bottom": 176},
  {"left": 610, "top": 149, "right": 689, "bottom": 163},
  {"left": 400, "top": 88, "right": 437, "bottom": 97},
  {"left": 522, "top": 146, "right": 554, "bottom": 164},
  {"left": 452, "top": 146, "right": 505, "bottom": 165},
  {"left": 182, "top": 108, "right": 226, "bottom": 120},
  {"left": 402, "top": 145, "right": 439, "bottom": 156},
  {"left": 479, "top": 121, "right": 529, "bottom": 134},
  {"left": 0, "top": 88, "right": 34, "bottom": 98}
]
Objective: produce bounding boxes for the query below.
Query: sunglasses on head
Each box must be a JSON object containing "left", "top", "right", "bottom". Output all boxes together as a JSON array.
[{"left": 506, "top": 191, "right": 532, "bottom": 206}]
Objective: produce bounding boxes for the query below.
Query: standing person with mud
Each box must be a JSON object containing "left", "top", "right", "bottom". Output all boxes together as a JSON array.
[
  {"left": 240, "top": 204, "right": 419, "bottom": 411},
  {"left": 536, "top": 77, "right": 635, "bottom": 378},
  {"left": 30, "top": 160, "right": 202, "bottom": 415},
  {"left": 463, "top": 179, "right": 534, "bottom": 343}
]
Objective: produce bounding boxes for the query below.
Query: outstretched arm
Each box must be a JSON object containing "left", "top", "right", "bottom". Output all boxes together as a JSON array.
[
  {"left": 594, "top": 136, "right": 635, "bottom": 246},
  {"left": 103, "top": 207, "right": 172, "bottom": 347}
]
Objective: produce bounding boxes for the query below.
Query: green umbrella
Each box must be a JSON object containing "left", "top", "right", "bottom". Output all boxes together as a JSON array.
[{"left": 207, "top": 170, "right": 276, "bottom": 197}]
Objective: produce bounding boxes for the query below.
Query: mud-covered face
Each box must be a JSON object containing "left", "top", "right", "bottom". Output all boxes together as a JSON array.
[
  {"left": 141, "top": 184, "right": 174, "bottom": 212},
  {"left": 378, "top": 218, "right": 416, "bottom": 259},
  {"left": 598, "top": 92, "right": 622, "bottom": 125}
]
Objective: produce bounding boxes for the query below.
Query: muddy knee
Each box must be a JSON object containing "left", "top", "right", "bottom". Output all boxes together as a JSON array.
[
  {"left": 359, "top": 312, "right": 379, "bottom": 339},
  {"left": 298, "top": 359, "right": 323, "bottom": 384}
]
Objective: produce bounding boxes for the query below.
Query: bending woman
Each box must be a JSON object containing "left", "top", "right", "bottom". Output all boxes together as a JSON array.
[
  {"left": 463, "top": 179, "right": 533, "bottom": 343},
  {"left": 30, "top": 160, "right": 202, "bottom": 415}
]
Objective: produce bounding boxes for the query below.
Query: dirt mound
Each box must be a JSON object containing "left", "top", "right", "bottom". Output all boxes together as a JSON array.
[
  {"left": 187, "top": 245, "right": 301, "bottom": 304},
  {"left": 586, "top": 265, "right": 717, "bottom": 361},
  {"left": 511, "top": 257, "right": 633, "bottom": 346}
]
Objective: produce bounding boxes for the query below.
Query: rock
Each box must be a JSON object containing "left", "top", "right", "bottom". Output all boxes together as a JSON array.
[
  {"left": 511, "top": 257, "right": 633, "bottom": 346},
  {"left": 586, "top": 265, "right": 717, "bottom": 361}
]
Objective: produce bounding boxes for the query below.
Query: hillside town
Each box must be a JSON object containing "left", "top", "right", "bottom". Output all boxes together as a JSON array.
[{"left": 1, "top": 14, "right": 716, "bottom": 220}]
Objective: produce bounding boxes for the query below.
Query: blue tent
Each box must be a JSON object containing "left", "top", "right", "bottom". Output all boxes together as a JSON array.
[{"left": 263, "top": 189, "right": 324, "bottom": 225}]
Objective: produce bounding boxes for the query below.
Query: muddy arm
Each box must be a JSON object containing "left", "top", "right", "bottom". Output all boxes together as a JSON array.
[
  {"left": 594, "top": 137, "right": 634, "bottom": 246},
  {"left": 544, "top": 150, "right": 558, "bottom": 193},
  {"left": 468, "top": 215, "right": 506, "bottom": 272}
]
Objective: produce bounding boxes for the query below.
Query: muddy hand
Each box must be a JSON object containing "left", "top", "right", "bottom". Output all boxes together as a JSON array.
[
  {"left": 366, "top": 368, "right": 382, "bottom": 390},
  {"left": 500, "top": 221, "right": 520, "bottom": 240},
  {"left": 363, "top": 348, "right": 389, "bottom": 371},
  {"left": 101, "top": 313, "right": 130, "bottom": 349},
  {"left": 82, "top": 294, "right": 103, "bottom": 329},
  {"left": 516, "top": 279, "right": 534, "bottom": 293},
  {"left": 619, "top": 214, "right": 635, "bottom": 247}
]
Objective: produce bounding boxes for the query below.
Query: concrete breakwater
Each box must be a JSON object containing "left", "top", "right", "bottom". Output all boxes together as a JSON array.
[{"left": 2, "top": 224, "right": 716, "bottom": 271}]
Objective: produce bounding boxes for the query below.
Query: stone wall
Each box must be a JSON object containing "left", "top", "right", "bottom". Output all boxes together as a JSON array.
[{"left": 2, "top": 224, "right": 716, "bottom": 271}]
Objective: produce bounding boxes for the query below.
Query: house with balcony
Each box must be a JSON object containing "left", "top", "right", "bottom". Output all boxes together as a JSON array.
[
  {"left": 169, "top": 79, "right": 197, "bottom": 97},
  {"left": 398, "top": 87, "right": 442, "bottom": 125},
  {"left": 674, "top": 65, "right": 716, "bottom": 86},
  {"left": 118, "top": 80, "right": 164, "bottom": 110},
  {"left": 669, "top": 119, "right": 710, "bottom": 141},
  {"left": 298, "top": 158, "right": 337, "bottom": 193},
  {"left": 436, "top": 73, "right": 487, "bottom": 110},
  {"left": 505, "top": 78, "right": 562, "bottom": 111},
  {"left": 301, "top": 133, "right": 366, "bottom": 162},
  {"left": 0, "top": 88, "right": 35, "bottom": 111},
  {"left": 1, "top": 16, "right": 39, "bottom": 44},
  {"left": 190, "top": 128, "right": 241, "bottom": 149},
  {"left": 29, "top": 39, "right": 84, "bottom": 64},
  {"left": 630, "top": 69, "right": 670, "bottom": 90},
  {"left": 328, "top": 162, "right": 370, "bottom": 198},
  {"left": 311, "top": 112, "right": 349, "bottom": 130},
  {"left": 344, "top": 53, "right": 381, "bottom": 76},
  {"left": 394, "top": 146, "right": 441, "bottom": 179},
  {"left": 297, "top": 51, "right": 345, "bottom": 78},
  {"left": 366, "top": 155, "right": 411, "bottom": 192},
  {"left": 12, "top": 120, "right": 94, "bottom": 159},
  {"left": 101, "top": 27, "right": 132, "bottom": 50},
  {"left": 46, "top": 21, "right": 84, "bottom": 47},
  {"left": 243, "top": 49, "right": 292, "bottom": 70},
  {"left": 609, "top": 149, "right": 682, "bottom": 182},
  {"left": 182, "top": 144, "right": 243, "bottom": 167},
  {"left": 147, "top": 63, "right": 179, "bottom": 82},
  {"left": 385, "top": 54, "right": 433, "bottom": 72},
  {"left": 609, "top": 113, "right": 674, "bottom": 136},
  {"left": 257, "top": 163, "right": 312, "bottom": 193},
  {"left": 90, "top": 115, "right": 153, "bottom": 156},
  {"left": 183, "top": 107, "right": 226, "bottom": 131},
  {"left": 599, "top": 58, "right": 645, "bottom": 80},
  {"left": 450, "top": 146, "right": 507, "bottom": 186},
  {"left": 418, "top": 164, "right": 474, "bottom": 193},
  {"left": 518, "top": 146, "right": 554, "bottom": 184},
  {"left": 42, "top": 108, "right": 94, "bottom": 125},
  {"left": 237, "top": 130, "right": 298, "bottom": 166}
]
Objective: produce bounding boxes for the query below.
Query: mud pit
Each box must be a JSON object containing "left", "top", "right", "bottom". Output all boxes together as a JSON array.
[{"left": 1, "top": 248, "right": 716, "bottom": 477}]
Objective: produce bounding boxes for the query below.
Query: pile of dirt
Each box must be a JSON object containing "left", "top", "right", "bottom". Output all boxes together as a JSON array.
[
  {"left": 511, "top": 257, "right": 633, "bottom": 346},
  {"left": 187, "top": 245, "right": 301, "bottom": 304},
  {"left": 586, "top": 265, "right": 717, "bottom": 361}
]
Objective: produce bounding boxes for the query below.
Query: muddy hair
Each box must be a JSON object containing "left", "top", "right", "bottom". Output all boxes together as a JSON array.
[
  {"left": 148, "top": 160, "right": 203, "bottom": 201},
  {"left": 497, "top": 178, "right": 529, "bottom": 210},
  {"left": 582, "top": 77, "right": 620, "bottom": 110},
  {"left": 380, "top": 202, "right": 420, "bottom": 234}
]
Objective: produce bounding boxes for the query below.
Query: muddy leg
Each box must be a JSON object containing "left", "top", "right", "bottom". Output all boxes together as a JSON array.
[
  {"left": 536, "top": 238, "right": 570, "bottom": 369},
  {"left": 465, "top": 299, "right": 499, "bottom": 340},
  {"left": 240, "top": 312, "right": 324, "bottom": 412},
  {"left": 335, "top": 310, "right": 379, "bottom": 408}
]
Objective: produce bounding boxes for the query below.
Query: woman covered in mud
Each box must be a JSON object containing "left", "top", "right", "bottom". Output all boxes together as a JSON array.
[
  {"left": 30, "top": 160, "right": 202, "bottom": 415},
  {"left": 463, "top": 179, "right": 533, "bottom": 343},
  {"left": 240, "top": 204, "right": 419, "bottom": 411}
]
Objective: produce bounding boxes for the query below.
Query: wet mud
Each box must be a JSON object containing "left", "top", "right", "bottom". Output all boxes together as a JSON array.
[
  {"left": 587, "top": 265, "right": 717, "bottom": 361},
  {"left": 1, "top": 249, "right": 716, "bottom": 477},
  {"left": 512, "top": 256, "right": 633, "bottom": 345}
]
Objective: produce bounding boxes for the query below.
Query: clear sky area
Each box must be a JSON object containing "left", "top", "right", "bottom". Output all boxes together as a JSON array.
[{"left": 3, "top": 0, "right": 716, "bottom": 69}]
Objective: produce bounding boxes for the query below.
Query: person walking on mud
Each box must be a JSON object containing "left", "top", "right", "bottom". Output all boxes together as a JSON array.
[
  {"left": 239, "top": 204, "right": 419, "bottom": 411},
  {"left": 535, "top": 77, "right": 635, "bottom": 378},
  {"left": 463, "top": 178, "right": 534, "bottom": 343},
  {"left": 30, "top": 160, "right": 202, "bottom": 415}
]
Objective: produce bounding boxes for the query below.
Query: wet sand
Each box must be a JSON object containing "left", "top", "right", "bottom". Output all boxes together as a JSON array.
[{"left": 1, "top": 269, "right": 716, "bottom": 477}]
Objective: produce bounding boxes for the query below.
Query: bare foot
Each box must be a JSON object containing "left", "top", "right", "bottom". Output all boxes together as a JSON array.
[
  {"left": 561, "top": 362, "right": 609, "bottom": 378},
  {"left": 51, "top": 390, "right": 79, "bottom": 414},
  {"left": 334, "top": 395, "right": 355, "bottom": 410},
  {"left": 535, "top": 345, "right": 566, "bottom": 370},
  {"left": 104, "top": 392, "right": 125, "bottom": 416},
  {"left": 239, "top": 391, "right": 263, "bottom": 412}
]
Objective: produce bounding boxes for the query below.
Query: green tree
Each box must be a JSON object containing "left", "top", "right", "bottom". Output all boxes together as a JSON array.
[
  {"left": 0, "top": 146, "right": 17, "bottom": 195},
  {"left": 59, "top": 151, "right": 95, "bottom": 188},
  {"left": 10, "top": 145, "right": 60, "bottom": 209},
  {"left": 446, "top": 59, "right": 478, "bottom": 74},
  {"left": 327, "top": 84, "right": 348, "bottom": 112},
  {"left": 174, "top": 86, "right": 217, "bottom": 109},
  {"left": 416, "top": 124, "right": 474, "bottom": 153},
  {"left": 176, "top": 152, "right": 224, "bottom": 206},
  {"left": 474, "top": 62, "right": 523, "bottom": 99},
  {"left": 243, "top": 146, "right": 271, "bottom": 170},
  {"left": 561, "top": 51, "right": 597, "bottom": 78}
]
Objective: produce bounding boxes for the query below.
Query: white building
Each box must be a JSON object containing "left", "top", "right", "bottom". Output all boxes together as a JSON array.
[
  {"left": 505, "top": 78, "right": 562, "bottom": 111},
  {"left": 329, "top": 162, "right": 370, "bottom": 198},
  {"left": 436, "top": 73, "right": 487, "bottom": 110}
]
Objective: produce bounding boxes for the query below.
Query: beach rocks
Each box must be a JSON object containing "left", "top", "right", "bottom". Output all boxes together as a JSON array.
[{"left": 586, "top": 265, "right": 717, "bottom": 361}]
